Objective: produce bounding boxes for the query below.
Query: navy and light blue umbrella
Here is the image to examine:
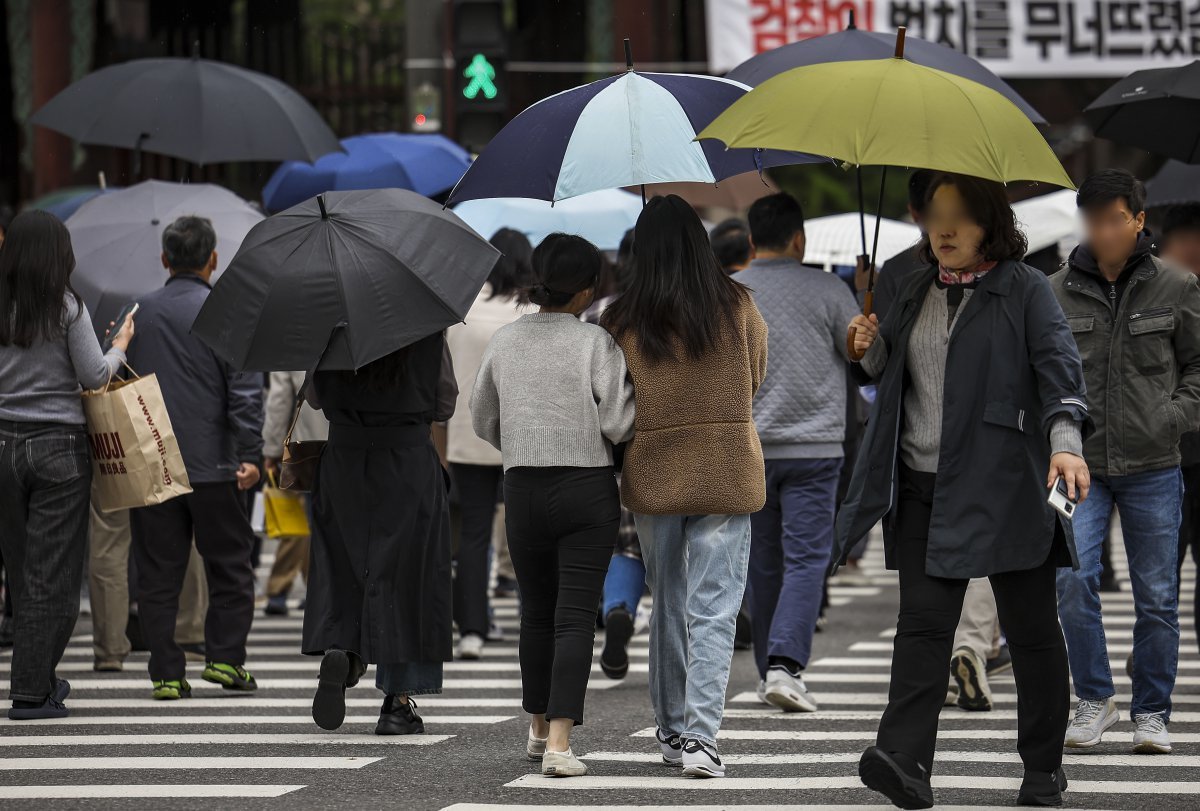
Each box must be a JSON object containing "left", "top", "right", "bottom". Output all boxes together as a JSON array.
[
  {"left": 446, "top": 46, "right": 822, "bottom": 206},
  {"left": 263, "top": 132, "right": 472, "bottom": 213}
]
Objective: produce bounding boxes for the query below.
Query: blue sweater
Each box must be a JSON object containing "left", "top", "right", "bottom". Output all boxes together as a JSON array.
[{"left": 737, "top": 258, "right": 860, "bottom": 459}]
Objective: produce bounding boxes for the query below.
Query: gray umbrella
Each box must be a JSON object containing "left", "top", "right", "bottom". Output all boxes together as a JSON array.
[
  {"left": 192, "top": 189, "right": 501, "bottom": 372},
  {"left": 66, "top": 180, "right": 263, "bottom": 336},
  {"left": 31, "top": 57, "right": 340, "bottom": 165}
]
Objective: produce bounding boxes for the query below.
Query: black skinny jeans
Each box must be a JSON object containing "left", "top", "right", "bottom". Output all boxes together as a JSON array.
[
  {"left": 877, "top": 465, "right": 1069, "bottom": 774},
  {"left": 452, "top": 463, "right": 503, "bottom": 638},
  {"left": 504, "top": 466, "right": 620, "bottom": 724}
]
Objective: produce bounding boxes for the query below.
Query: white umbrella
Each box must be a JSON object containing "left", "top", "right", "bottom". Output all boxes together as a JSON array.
[
  {"left": 1013, "top": 190, "right": 1080, "bottom": 256},
  {"left": 453, "top": 188, "right": 642, "bottom": 252},
  {"left": 804, "top": 213, "right": 920, "bottom": 271},
  {"left": 67, "top": 180, "right": 263, "bottom": 335}
]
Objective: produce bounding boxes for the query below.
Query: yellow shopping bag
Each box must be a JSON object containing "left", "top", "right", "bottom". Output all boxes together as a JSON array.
[{"left": 263, "top": 471, "right": 310, "bottom": 538}]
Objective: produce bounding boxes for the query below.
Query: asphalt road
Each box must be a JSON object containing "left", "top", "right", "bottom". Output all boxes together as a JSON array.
[{"left": 1, "top": 531, "right": 1196, "bottom": 810}]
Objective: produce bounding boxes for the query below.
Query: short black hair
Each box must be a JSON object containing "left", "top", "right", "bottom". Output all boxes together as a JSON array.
[
  {"left": 1077, "top": 169, "right": 1146, "bottom": 215},
  {"left": 908, "top": 169, "right": 936, "bottom": 215},
  {"left": 162, "top": 216, "right": 217, "bottom": 272},
  {"left": 1162, "top": 203, "right": 1200, "bottom": 245},
  {"left": 529, "top": 233, "right": 602, "bottom": 307},
  {"left": 748, "top": 193, "right": 805, "bottom": 251},
  {"left": 709, "top": 218, "right": 752, "bottom": 272}
]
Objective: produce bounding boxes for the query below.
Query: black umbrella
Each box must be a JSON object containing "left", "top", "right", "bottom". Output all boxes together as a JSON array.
[
  {"left": 1084, "top": 61, "right": 1200, "bottom": 164},
  {"left": 31, "top": 56, "right": 340, "bottom": 165},
  {"left": 192, "top": 189, "right": 501, "bottom": 372},
  {"left": 1146, "top": 160, "right": 1200, "bottom": 207}
]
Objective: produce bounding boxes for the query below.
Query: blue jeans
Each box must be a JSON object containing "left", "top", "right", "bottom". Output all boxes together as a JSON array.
[
  {"left": 603, "top": 554, "right": 646, "bottom": 617},
  {"left": 636, "top": 512, "right": 752, "bottom": 746},
  {"left": 376, "top": 662, "right": 443, "bottom": 697},
  {"left": 747, "top": 457, "right": 840, "bottom": 678},
  {"left": 1056, "top": 467, "right": 1182, "bottom": 718}
]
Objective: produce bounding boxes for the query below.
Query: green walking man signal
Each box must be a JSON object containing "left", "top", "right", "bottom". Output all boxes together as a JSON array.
[{"left": 462, "top": 54, "right": 498, "bottom": 101}]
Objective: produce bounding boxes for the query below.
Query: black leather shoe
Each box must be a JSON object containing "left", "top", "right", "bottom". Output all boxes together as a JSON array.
[
  {"left": 1017, "top": 767, "right": 1068, "bottom": 807},
  {"left": 600, "top": 607, "right": 633, "bottom": 680},
  {"left": 312, "top": 649, "right": 350, "bottom": 730},
  {"left": 859, "top": 746, "right": 934, "bottom": 809},
  {"left": 375, "top": 695, "right": 425, "bottom": 735}
]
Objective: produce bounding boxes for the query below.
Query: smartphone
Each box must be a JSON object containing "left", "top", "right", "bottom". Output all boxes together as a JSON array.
[
  {"left": 1047, "top": 476, "right": 1078, "bottom": 521},
  {"left": 103, "top": 302, "right": 139, "bottom": 353}
]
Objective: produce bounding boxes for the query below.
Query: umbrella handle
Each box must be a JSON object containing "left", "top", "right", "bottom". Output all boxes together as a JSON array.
[{"left": 847, "top": 291, "right": 874, "bottom": 362}]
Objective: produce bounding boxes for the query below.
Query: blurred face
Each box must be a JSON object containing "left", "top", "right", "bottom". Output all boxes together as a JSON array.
[
  {"left": 1082, "top": 198, "right": 1145, "bottom": 268},
  {"left": 925, "top": 183, "right": 986, "bottom": 271},
  {"left": 1162, "top": 230, "right": 1200, "bottom": 278}
]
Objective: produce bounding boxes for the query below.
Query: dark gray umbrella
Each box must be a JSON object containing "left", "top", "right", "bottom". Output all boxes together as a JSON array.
[
  {"left": 31, "top": 57, "right": 340, "bottom": 165},
  {"left": 192, "top": 189, "right": 501, "bottom": 372},
  {"left": 1084, "top": 61, "right": 1200, "bottom": 163},
  {"left": 1146, "top": 160, "right": 1200, "bottom": 207}
]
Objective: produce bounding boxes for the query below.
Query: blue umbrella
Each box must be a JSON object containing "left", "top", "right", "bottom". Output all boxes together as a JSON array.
[
  {"left": 446, "top": 48, "right": 822, "bottom": 206},
  {"left": 726, "top": 18, "right": 1045, "bottom": 124},
  {"left": 30, "top": 186, "right": 118, "bottom": 221},
  {"left": 263, "top": 132, "right": 472, "bottom": 213}
]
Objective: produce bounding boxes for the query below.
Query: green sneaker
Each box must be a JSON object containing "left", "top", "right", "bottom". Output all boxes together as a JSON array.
[
  {"left": 151, "top": 679, "right": 192, "bottom": 700},
  {"left": 202, "top": 662, "right": 257, "bottom": 691}
]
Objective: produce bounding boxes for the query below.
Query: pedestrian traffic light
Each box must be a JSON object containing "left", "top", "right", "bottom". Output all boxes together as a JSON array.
[
  {"left": 410, "top": 82, "right": 442, "bottom": 133},
  {"left": 453, "top": 0, "right": 507, "bottom": 152}
]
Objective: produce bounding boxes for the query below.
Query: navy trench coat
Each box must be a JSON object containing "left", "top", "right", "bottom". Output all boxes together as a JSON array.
[{"left": 832, "top": 261, "right": 1091, "bottom": 580}]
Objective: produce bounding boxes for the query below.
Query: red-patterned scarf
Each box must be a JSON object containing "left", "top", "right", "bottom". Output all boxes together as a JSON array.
[{"left": 938, "top": 259, "right": 997, "bottom": 286}]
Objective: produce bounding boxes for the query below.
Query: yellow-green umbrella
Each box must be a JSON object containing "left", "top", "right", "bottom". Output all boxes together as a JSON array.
[{"left": 697, "top": 50, "right": 1073, "bottom": 190}]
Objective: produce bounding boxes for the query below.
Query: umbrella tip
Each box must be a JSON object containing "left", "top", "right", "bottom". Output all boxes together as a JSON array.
[
  {"left": 894, "top": 27, "right": 907, "bottom": 59},
  {"left": 317, "top": 194, "right": 328, "bottom": 219},
  {"left": 847, "top": 9, "right": 857, "bottom": 29},
  {"left": 624, "top": 38, "right": 634, "bottom": 71}
]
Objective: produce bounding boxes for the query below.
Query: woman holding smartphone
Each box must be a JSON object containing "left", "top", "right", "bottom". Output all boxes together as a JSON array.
[{"left": 836, "top": 173, "right": 1091, "bottom": 809}]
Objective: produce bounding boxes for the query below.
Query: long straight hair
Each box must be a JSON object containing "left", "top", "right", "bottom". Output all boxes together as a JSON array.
[
  {"left": 601, "top": 195, "right": 748, "bottom": 363},
  {"left": 0, "top": 210, "right": 81, "bottom": 348}
]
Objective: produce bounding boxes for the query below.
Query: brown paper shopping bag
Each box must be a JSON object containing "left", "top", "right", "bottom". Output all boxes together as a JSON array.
[{"left": 81, "top": 370, "right": 192, "bottom": 512}]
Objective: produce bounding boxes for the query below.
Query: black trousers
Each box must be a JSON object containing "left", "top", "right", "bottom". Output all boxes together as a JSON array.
[
  {"left": 504, "top": 466, "right": 620, "bottom": 723},
  {"left": 876, "top": 466, "right": 1069, "bottom": 774},
  {"left": 451, "top": 463, "right": 503, "bottom": 638},
  {"left": 130, "top": 482, "right": 256, "bottom": 680},
  {"left": 1178, "top": 464, "right": 1200, "bottom": 654}
]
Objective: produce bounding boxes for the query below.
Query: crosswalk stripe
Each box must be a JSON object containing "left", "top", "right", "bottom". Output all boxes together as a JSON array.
[
  {"left": 812, "top": 657, "right": 1200, "bottom": 670},
  {"left": 0, "top": 661, "right": 650, "bottom": 674},
  {"left": 629, "top": 727, "right": 1200, "bottom": 742},
  {"left": 50, "top": 677, "right": 619, "bottom": 690},
  {"left": 0, "top": 734, "right": 451, "bottom": 747},
  {"left": 57, "top": 697, "right": 523, "bottom": 709},
  {"left": 503, "top": 775, "right": 1200, "bottom": 793},
  {"left": 0, "top": 715, "right": 513, "bottom": 727},
  {"left": 0, "top": 784, "right": 306, "bottom": 798},
  {"left": 579, "top": 750, "right": 1200, "bottom": 767},
  {"left": 0, "top": 756, "right": 381, "bottom": 770},
  {"left": 719, "top": 708, "right": 1200, "bottom": 723}
]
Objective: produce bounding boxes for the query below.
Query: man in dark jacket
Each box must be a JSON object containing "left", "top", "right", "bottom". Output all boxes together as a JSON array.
[
  {"left": 127, "top": 216, "right": 264, "bottom": 701},
  {"left": 1051, "top": 170, "right": 1200, "bottom": 756}
]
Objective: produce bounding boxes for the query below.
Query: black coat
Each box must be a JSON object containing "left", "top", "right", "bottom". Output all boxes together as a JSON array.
[
  {"left": 833, "top": 261, "right": 1091, "bottom": 579},
  {"left": 302, "top": 333, "right": 457, "bottom": 664}
]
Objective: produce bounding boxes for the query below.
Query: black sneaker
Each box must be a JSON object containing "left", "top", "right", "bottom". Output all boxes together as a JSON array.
[
  {"left": 375, "top": 695, "right": 425, "bottom": 735},
  {"left": 986, "top": 644, "right": 1013, "bottom": 676},
  {"left": 8, "top": 695, "right": 68, "bottom": 721},
  {"left": 600, "top": 607, "right": 634, "bottom": 680},
  {"left": 312, "top": 649, "right": 350, "bottom": 731},
  {"left": 859, "top": 746, "right": 934, "bottom": 810},
  {"left": 264, "top": 594, "right": 289, "bottom": 616},
  {"left": 1017, "top": 767, "right": 1068, "bottom": 807}
]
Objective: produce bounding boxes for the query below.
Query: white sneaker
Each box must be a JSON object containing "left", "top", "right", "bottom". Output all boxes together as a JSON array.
[
  {"left": 542, "top": 748, "right": 587, "bottom": 777},
  {"left": 458, "top": 633, "right": 484, "bottom": 660},
  {"left": 763, "top": 665, "right": 819, "bottom": 712},
  {"left": 945, "top": 681, "right": 960, "bottom": 707},
  {"left": 950, "top": 646, "right": 993, "bottom": 712},
  {"left": 1065, "top": 697, "right": 1119, "bottom": 748},
  {"left": 526, "top": 725, "right": 548, "bottom": 761},
  {"left": 656, "top": 727, "right": 682, "bottom": 766},
  {"left": 681, "top": 738, "right": 725, "bottom": 778},
  {"left": 755, "top": 680, "right": 769, "bottom": 704},
  {"left": 1133, "top": 712, "right": 1172, "bottom": 754}
]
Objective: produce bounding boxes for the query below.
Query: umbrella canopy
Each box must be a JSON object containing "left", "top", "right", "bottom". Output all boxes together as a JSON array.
[
  {"left": 452, "top": 189, "right": 642, "bottom": 251},
  {"left": 193, "top": 189, "right": 501, "bottom": 372},
  {"left": 803, "top": 213, "right": 919, "bottom": 270},
  {"left": 698, "top": 56, "right": 1073, "bottom": 189},
  {"left": 1084, "top": 61, "right": 1200, "bottom": 164},
  {"left": 66, "top": 180, "right": 263, "bottom": 335},
  {"left": 446, "top": 69, "right": 822, "bottom": 205},
  {"left": 1146, "top": 160, "right": 1200, "bottom": 207},
  {"left": 262, "top": 133, "right": 472, "bottom": 213},
  {"left": 31, "top": 57, "right": 340, "bottom": 164},
  {"left": 1012, "top": 190, "right": 1080, "bottom": 255},
  {"left": 29, "top": 186, "right": 117, "bottom": 221},
  {"left": 727, "top": 26, "right": 1045, "bottom": 124}
]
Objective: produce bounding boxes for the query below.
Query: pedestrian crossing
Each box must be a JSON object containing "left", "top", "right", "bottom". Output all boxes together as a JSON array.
[{"left": 2, "top": 533, "right": 1195, "bottom": 807}]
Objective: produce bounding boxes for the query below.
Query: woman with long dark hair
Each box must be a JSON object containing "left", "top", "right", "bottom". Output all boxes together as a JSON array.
[
  {"left": 446, "top": 227, "right": 533, "bottom": 661},
  {"left": 305, "top": 332, "right": 457, "bottom": 736},
  {"left": 838, "top": 173, "right": 1091, "bottom": 808},
  {"left": 0, "top": 210, "right": 134, "bottom": 720},
  {"left": 601, "top": 195, "right": 768, "bottom": 778}
]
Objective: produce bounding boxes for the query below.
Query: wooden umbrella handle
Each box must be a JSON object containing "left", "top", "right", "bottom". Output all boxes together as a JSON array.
[{"left": 847, "top": 290, "right": 874, "bottom": 362}]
